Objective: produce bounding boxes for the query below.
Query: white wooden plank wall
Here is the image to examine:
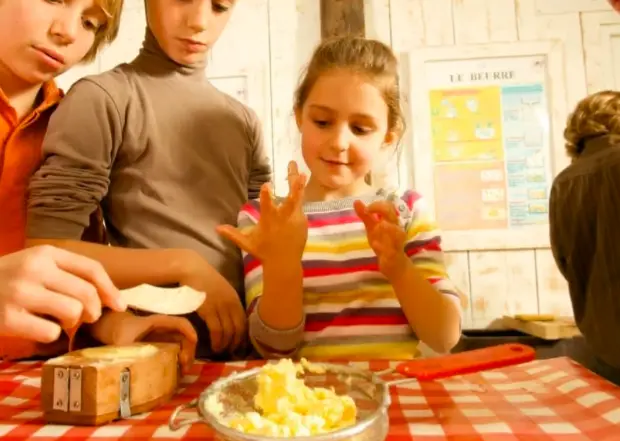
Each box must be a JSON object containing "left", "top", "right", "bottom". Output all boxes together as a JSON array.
[
  {"left": 54, "top": 0, "right": 620, "bottom": 330},
  {"left": 350, "top": 0, "right": 617, "bottom": 329}
]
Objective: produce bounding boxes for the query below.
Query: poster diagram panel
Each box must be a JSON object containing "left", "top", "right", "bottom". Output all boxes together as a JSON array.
[{"left": 426, "top": 56, "right": 552, "bottom": 231}]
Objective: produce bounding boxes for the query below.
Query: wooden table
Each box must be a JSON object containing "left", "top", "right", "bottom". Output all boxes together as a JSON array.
[{"left": 1, "top": 357, "right": 620, "bottom": 440}]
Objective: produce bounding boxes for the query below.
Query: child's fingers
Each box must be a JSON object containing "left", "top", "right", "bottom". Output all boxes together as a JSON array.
[
  {"left": 291, "top": 173, "right": 307, "bottom": 209},
  {"left": 179, "top": 338, "right": 197, "bottom": 374},
  {"left": 15, "top": 286, "right": 84, "bottom": 331},
  {"left": 366, "top": 201, "right": 399, "bottom": 224},
  {"left": 51, "top": 247, "right": 125, "bottom": 313},
  {"left": 167, "top": 318, "right": 198, "bottom": 373},
  {"left": 215, "top": 225, "right": 255, "bottom": 255},
  {"left": 354, "top": 200, "right": 378, "bottom": 231},
  {"left": 42, "top": 266, "right": 102, "bottom": 323},
  {"left": 226, "top": 301, "right": 248, "bottom": 352},
  {"left": 286, "top": 161, "right": 300, "bottom": 194},
  {"left": 281, "top": 173, "right": 307, "bottom": 216},
  {"left": 198, "top": 304, "right": 225, "bottom": 353},
  {"left": 212, "top": 306, "right": 234, "bottom": 351},
  {"left": 146, "top": 316, "right": 198, "bottom": 345},
  {"left": 259, "top": 183, "right": 277, "bottom": 219},
  {"left": 142, "top": 325, "right": 197, "bottom": 375},
  {"left": 0, "top": 306, "right": 63, "bottom": 344}
]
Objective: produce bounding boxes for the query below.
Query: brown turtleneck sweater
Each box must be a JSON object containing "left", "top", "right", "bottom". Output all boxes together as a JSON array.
[{"left": 26, "top": 29, "right": 272, "bottom": 298}]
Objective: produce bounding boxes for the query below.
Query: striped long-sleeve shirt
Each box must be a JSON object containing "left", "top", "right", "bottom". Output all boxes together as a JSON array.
[{"left": 238, "top": 189, "right": 461, "bottom": 360}]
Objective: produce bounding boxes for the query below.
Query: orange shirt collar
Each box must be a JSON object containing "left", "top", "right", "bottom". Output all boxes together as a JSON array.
[
  {"left": 38, "top": 80, "right": 64, "bottom": 111},
  {"left": 0, "top": 80, "right": 63, "bottom": 119}
]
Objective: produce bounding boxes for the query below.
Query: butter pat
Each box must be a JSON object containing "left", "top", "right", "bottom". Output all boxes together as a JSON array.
[
  {"left": 215, "top": 358, "right": 356, "bottom": 437},
  {"left": 79, "top": 344, "right": 159, "bottom": 360}
]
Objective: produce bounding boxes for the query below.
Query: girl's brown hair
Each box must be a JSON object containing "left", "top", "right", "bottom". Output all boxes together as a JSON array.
[
  {"left": 294, "top": 35, "right": 405, "bottom": 139},
  {"left": 564, "top": 90, "right": 620, "bottom": 159},
  {"left": 82, "top": 0, "right": 124, "bottom": 62}
]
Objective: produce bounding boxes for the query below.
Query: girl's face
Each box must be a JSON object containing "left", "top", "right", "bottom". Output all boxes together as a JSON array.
[
  {"left": 296, "top": 69, "right": 394, "bottom": 200},
  {"left": 147, "top": 0, "right": 236, "bottom": 66},
  {"left": 0, "top": 0, "right": 105, "bottom": 88}
]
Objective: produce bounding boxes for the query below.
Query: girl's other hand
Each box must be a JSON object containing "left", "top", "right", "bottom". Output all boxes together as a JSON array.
[{"left": 354, "top": 199, "right": 409, "bottom": 280}]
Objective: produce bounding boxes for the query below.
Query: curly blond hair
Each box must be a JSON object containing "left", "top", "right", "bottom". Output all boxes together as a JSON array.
[{"left": 564, "top": 90, "right": 620, "bottom": 159}]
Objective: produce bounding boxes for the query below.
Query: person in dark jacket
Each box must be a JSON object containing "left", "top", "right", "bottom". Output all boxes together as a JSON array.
[{"left": 549, "top": 90, "right": 620, "bottom": 385}]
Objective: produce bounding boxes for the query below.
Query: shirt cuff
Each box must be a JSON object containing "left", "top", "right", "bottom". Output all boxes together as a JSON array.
[{"left": 248, "top": 301, "right": 305, "bottom": 353}]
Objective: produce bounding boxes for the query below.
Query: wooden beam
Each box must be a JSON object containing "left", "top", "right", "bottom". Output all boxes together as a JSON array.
[{"left": 320, "top": 0, "right": 365, "bottom": 40}]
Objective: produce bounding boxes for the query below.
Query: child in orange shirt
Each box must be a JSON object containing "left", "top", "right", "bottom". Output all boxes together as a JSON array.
[
  {"left": 0, "top": 1, "right": 196, "bottom": 369},
  {"left": 0, "top": 0, "right": 124, "bottom": 360},
  {"left": 0, "top": 0, "right": 123, "bottom": 256}
]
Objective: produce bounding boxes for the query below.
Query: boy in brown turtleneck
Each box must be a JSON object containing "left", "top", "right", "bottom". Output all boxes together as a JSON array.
[{"left": 26, "top": 0, "right": 271, "bottom": 360}]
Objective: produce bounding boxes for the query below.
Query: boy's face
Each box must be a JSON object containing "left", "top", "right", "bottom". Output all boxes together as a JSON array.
[
  {"left": 0, "top": 0, "right": 106, "bottom": 87},
  {"left": 147, "top": 0, "right": 236, "bottom": 66}
]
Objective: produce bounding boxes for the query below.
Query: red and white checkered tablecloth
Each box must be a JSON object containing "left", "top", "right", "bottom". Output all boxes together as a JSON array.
[{"left": 1, "top": 357, "right": 620, "bottom": 440}]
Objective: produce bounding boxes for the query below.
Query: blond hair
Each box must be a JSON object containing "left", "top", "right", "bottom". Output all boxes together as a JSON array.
[
  {"left": 564, "top": 90, "right": 620, "bottom": 159},
  {"left": 294, "top": 36, "right": 405, "bottom": 138},
  {"left": 82, "top": 0, "right": 124, "bottom": 62}
]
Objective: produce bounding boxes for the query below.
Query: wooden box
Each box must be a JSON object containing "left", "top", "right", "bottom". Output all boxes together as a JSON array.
[
  {"left": 41, "top": 342, "right": 180, "bottom": 426},
  {"left": 502, "top": 315, "right": 580, "bottom": 340}
]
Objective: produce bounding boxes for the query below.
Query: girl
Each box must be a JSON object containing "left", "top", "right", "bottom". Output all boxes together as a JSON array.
[{"left": 218, "top": 36, "right": 462, "bottom": 360}]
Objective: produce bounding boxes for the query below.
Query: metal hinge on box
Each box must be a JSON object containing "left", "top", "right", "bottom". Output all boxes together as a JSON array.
[{"left": 52, "top": 367, "right": 132, "bottom": 418}]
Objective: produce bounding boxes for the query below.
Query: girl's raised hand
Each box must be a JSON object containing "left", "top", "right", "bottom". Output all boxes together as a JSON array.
[
  {"left": 217, "top": 161, "right": 308, "bottom": 264},
  {"left": 354, "top": 199, "right": 409, "bottom": 280}
]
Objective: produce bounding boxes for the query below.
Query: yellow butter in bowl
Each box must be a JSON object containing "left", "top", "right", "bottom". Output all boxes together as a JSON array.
[{"left": 212, "top": 358, "right": 357, "bottom": 437}]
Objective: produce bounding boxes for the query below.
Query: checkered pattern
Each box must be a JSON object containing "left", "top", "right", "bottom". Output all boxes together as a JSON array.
[{"left": 1, "top": 357, "right": 620, "bottom": 440}]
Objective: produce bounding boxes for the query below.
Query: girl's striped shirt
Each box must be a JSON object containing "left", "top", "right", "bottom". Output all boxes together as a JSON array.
[{"left": 238, "top": 189, "right": 461, "bottom": 360}]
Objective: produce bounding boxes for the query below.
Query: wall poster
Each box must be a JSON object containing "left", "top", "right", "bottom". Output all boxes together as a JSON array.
[{"left": 425, "top": 56, "right": 552, "bottom": 231}]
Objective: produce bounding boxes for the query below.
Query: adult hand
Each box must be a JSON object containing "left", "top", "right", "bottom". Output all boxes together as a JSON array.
[{"left": 0, "top": 246, "right": 126, "bottom": 343}]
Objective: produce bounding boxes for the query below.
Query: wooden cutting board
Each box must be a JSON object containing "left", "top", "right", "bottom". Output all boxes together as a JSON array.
[
  {"left": 502, "top": 315, "right": 581, "bottom": 340},
  {"left": 41, "top": 342, "right": 180, "bottom": 426}
]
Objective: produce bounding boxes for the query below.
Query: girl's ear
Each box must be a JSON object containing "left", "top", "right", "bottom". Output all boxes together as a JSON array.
[
  {"left": 294, "top": 107, "right": 303, "bottom": 130},
  {"left": 382, "top": 130, "right": 397, "bottom": 149}
]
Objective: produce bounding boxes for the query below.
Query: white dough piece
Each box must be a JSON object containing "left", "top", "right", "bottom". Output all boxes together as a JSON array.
[{"left": 120, "top": 284, "right": 206, "bottom": 315}]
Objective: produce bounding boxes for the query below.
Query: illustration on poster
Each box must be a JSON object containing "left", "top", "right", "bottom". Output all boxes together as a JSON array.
[{"left": 430, "top": 80, "right": 551, "bottom": 231}]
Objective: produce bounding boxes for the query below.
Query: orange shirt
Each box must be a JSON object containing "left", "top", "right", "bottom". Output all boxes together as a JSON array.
[
  {"left": 0, "top": 82, "right": 107, "bottom": 361},
  {"left": 0, "top": 81, "right": 62, "bottom": 257},
  {"left": 0, "top": 82, "right": 62, "bottom": 360}
]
